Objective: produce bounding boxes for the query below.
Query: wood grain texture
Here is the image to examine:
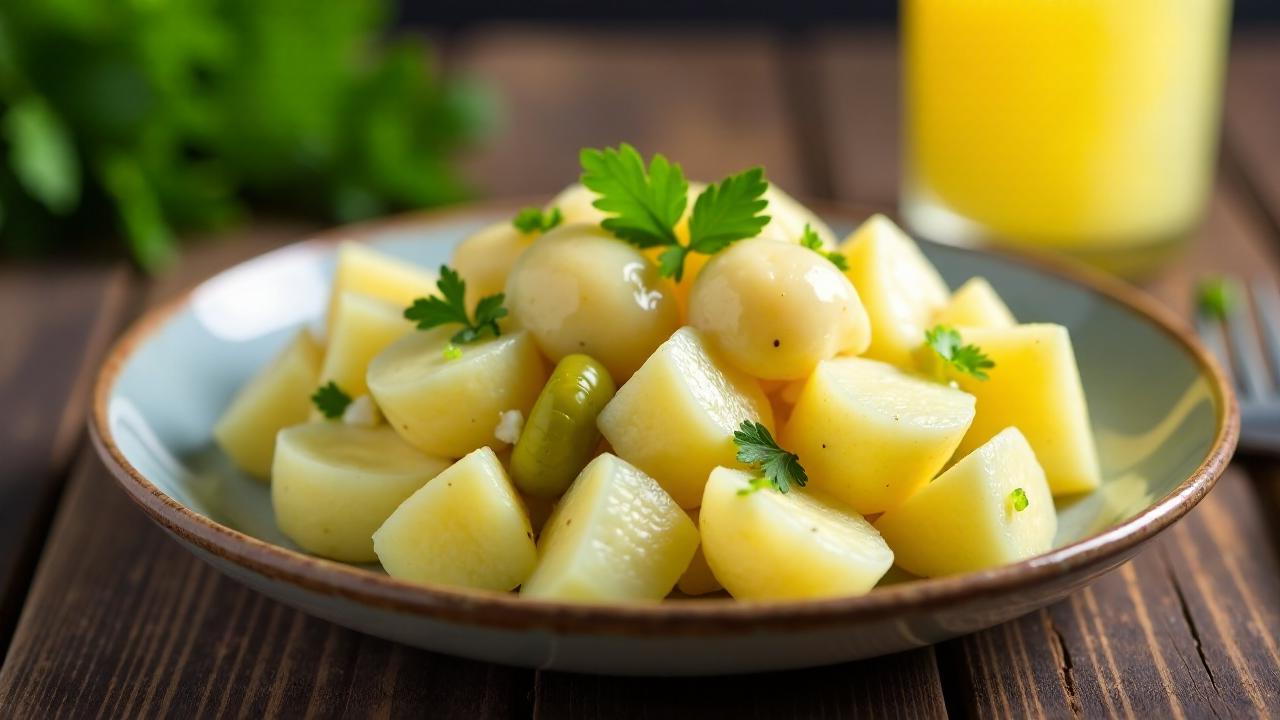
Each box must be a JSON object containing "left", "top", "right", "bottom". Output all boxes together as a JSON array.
[{"left": 1223, "top": 35, "right": 1280, "bottom": 235}]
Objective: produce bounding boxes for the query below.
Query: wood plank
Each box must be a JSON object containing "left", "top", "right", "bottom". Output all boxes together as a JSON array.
[
  {"left": 1223, "top": 35, "right": 1280, "bottom": 235},
  {"left": 0, "top": 263, "right": 133, "bottom": 650}
]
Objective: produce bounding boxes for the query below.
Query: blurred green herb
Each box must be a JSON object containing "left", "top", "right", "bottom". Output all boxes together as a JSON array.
[
  {"left": 1196, "top": 275, "right": 1239, "bottom": 321},
  {"left": 0, "top": 0, "right": 490, "bottom": 270}
]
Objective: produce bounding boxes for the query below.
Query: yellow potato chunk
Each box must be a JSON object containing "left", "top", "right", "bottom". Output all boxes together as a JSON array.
[
  {"left": 952, "top": 324, "right": 1101, "bottom": 495},
  {"left": 782, "top": 357, "right": 975, "bottom": 515},
  {"left": 699, "top": 467, "right": 893, "bottom": 599},
  {"left": 214, "top": 331, "right": 321, "bottom": 480},
  {"left": 521, "top": 454, "right": 698, "bottom": 601},
  {"left": 676, "top": 509, "right": 722, "bottom": 596},
  {"left": 548, "top": 182, "right": 608, "bottom": 227},
  {"left": 327, "top": 243, "right": 438, "bottom": 330},
  {"left": 689, "top": 237, "right": 871, "bottom": 380},
  {"left": 367, "top": 328, "right": 548, "bottom": 458},
  {"left": 840, "top": 214, "right": 950, "bottom": 366},
  {"left": 505, "top": 224, "right": 681, "bottom": 381},
  {"left": 934, "top": 277, "right": 1016, "bottom": 329},
  {"left": 452, "top": 221, "right": 534, "bottom": 309},
  {"left": 597, "top": 327, "right": 773, "bottom": 508},
  {"left": 875, "top": 427, "right": 1057, "bottom": 577},
  {"left": 373, "top": 447, "right": 537, "bottom": 591},
  {"left": 319, "top": 292, "right": 412, "bottom": 398},
  {"left": 272, "top": 423, "right": 450, "bottom": 562},
  {"left": 761, "top": 184, "right": 837, "bottom": 247}
]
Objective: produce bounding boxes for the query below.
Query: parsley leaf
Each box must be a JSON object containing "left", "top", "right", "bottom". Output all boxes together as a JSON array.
[
  {"left": 1009, "top": 487, "right": 1030, "bottom": 512},
  {"left": 733, "top": 420, "right": 808, "bottom": 494},
  {"left": 925, "top": 325, "right": 995, "bottom": 381},
  {"left": 404, "top": 265, "right": 508, "bottom": 344},
  {"left": 513, "top": 206, "right": 563, "bottom": 234},
  {"left": 685, "top": 167, "right": 770, "bottom": 256},
  {"left": 580, "top": 144, "right": 687, "bottom": 248},
  {"left": 800, "top": 223, "right": 849, "bottom": 271},
  {"left": 312, "top": 381, "right": 353, "bottom": 420},
  {"left": 1196, "top": 275, "right": 1239, "bottom": 321}
]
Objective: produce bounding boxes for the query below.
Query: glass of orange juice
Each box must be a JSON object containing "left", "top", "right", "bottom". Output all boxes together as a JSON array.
[{"left": 901, "top": 0, "right": 1233, "bottom": 275}]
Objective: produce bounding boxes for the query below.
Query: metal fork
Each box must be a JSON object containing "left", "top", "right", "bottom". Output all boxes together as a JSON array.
[{"left": 1196, "top": 277, "right": 1280, "bottom": 452}]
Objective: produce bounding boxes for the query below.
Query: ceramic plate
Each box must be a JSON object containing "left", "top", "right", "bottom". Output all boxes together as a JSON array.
[{"left": 90, "top": 204, "right": 1238, "bottom": 676}]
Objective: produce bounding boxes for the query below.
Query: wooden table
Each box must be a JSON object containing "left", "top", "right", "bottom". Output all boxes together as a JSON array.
[{"left": 2, "top": 28, "right": 1279, "bottom": 718}]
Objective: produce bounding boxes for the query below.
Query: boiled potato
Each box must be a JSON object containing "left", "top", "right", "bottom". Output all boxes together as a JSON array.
[
  {"left": 597, "top": 327, "right": 773, "bottom": 508},
  {"left": 951, "top": 324, "right": 1101, "bottom": 495},
  {"left": 761, "top": 184, "right": 837, "bottom": 248},
  {"left": 841, "top": 214, "right": 950, "bottom": 366},
  {"left": 875, "top": 427, "right": 1056, "bottom": 577},
  {"left": 934, "top": 277, "right": 1016, "bottom": 328},
  {"left": 373, "top": 447, "right": 537, "bottom": 591},
  {"left": 272, "top": 423, "right": 450, "bottom": 562},
  {"left": 699, "top": 467, "right": 893, "bottom": 599},
  {"left": 689, "top": 237, "right": 871, "bottom": 380},
  {"left": 452, "top": 221, "right": 534, "bottom": 310},
  {"left": 676, "top": 509, "right": 722, "bottom": 596},
  {"left": 327, "top": 243, "right": 438, "bottom": 329},
  {"left": 782, "top": 357, "right": 975, "bottom": 515},
  {"left": 367, "top": 328, "right": 548, "bottom": 458},
  {"left": 505, "top": 223, "right": 681, "bottom": 381},
  {"left": 548, "top": 182, "right": 609, "bottom": 227},
  {"left": 319, "top": 292, "right": 412, "bottom": 398},
  {"left": 521, "top": 453, "right": 698, "bottom": 601},
  {"left": 214, "top": 331, "right": 321, "bottom": 480}
]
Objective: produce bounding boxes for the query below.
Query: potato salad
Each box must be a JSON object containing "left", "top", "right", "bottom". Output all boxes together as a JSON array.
[{"left": 213, "top": 144, "right": 1101, "bottom": 603}]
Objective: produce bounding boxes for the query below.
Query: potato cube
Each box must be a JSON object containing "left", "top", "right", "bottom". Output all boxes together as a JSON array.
[
  {"left": 840, "top": 214, "right": 950, "bottom": 366},
  {"left": 676, "top": 509, "right": 722, "bottom": 596},
  {"left": 934, "top": 277, "right": 1016, "bottom": 328},
  {"left": 367, "top": 328, "right": 548, "bottom": 458},
  {"left": 319, "top": 292, "right": 412, "bottom": 398},
  {"left": 699, "top": 467, "right": 893, "bottom": 599},
  {"left": 214, "top": 330, "right": 321, "bottom": 480},
  {"left": 782, "top": 357, "right": 975, "bottom": 515},
  {"left": 597, "top": 327, "right": 773, "bottom": 508},
  {"left": 875, "top": 427, "right": 1057, "bottom": 576},
  {"left": 953, "top": 324, "right": 1101, "bottom": 495},
  {"left": 327, "top": 243, "right": 437, "bottom": 329},
  {"left": 521, "top": 454, "right": 698, "bottom": 602},
  {"left": 373, "top": 447, "right": 537, "bottom": 591},
  {"left": 272, "top": 423, "right": 450, "bottom": 562}
]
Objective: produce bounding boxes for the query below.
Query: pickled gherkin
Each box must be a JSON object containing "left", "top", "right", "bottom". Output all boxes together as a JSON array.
[{"left": 511, "top": 355, "right": 616, "bottom": 497}]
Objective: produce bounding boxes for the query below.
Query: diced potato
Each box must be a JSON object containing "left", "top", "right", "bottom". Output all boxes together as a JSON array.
[
  {"left": 505, "top": 224, "right": 681, "bottom": 381},
  {"left": 934, "top": 277, "right": 1016, "bottom": 329},
  {"left": 521, "top": 454, "right": 698, "bottom": 601},
  {"left": 782, "top": 357, "right": 975, "bottom": 515},
  {"left": 840, "top": 214, "right": 950, "bottom": 366},
  {"left": 699, "top": 467, "right": 894, "bottom": 599},
  {"left": 952, "top": 324, "right": 1101, "bottom": 495},
  {"left": 367, "top": 328, "right": 548, "bottom": 458},
  {"left": 452, "top": 221, "right": 534, "bottom": 309},
  {"left": 761, "top": 184, "right": 837, "bottom": 248},
  {"left": 597, "top": 327, "right": 773, "bottom": 508},
  {"left": 689, "top": 237, "right": 871, "bottom": 380},
  {"left": 319, "top": 292, "right": 412, "bottom": 398},
  {"left": 373, "top": 447, "right": 537, "bottom": 591},
  {"left": 272, "top": 423, "right": 450, "bottom": 563},
  {"left": 327, "top": 243, "right": 438, "bottom": 329},
  {"left": 676, "top": 509, "right": 722, "bottom": 596},
  {"left": 214, "top": 331, "right": 321, "bottom": 480},
  {"left": 875, "top": 427, "right": 1057, "bottom": 577}
]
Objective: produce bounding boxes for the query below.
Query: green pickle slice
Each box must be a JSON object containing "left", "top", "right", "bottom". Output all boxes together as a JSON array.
[{"left": 511, "top": 354, "right": 616, "bottom": 498}]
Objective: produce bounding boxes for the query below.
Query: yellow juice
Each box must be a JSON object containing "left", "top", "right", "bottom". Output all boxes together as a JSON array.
[{"left": 902, "top": 0, "right": 1231, "bottom": 259}]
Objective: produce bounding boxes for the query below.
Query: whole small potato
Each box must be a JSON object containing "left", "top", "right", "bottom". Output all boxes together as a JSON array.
[
  {"left": 452, "top": 221, "right": 534, "bottom": 309},
  {"left": 688, "top": 237, "right": 870, "bottom": 380},
  {"left": 505, "top": 223, "right": 681, "bottom": 381}
]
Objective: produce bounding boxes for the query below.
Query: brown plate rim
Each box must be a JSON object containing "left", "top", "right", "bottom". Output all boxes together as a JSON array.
[{"left": 89, "top": 200, "right": 1240, "bottom": 636}]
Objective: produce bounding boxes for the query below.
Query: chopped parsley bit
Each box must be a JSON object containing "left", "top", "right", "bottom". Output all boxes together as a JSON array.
[
  {"left": 733, "top": 420, "right": 808, "bottom": 495},
  {"left": 925, "top": 324, "right": 996, "bottom": 381},
  {"left": 311, "top": 381, "right": 353, "bottom": 420},
  {"left": 580, "top": 143, "right": 770, "bottom": 281},
  {"left": 513, "top": 206, "right": 563, "bottom": 234},
  {"left": 442, "top": 343, "right": 463, "bottom": 361},
  {"left": 404, "top": 265, "right": 508, "bottom": 344},
  {"left": 736, "top": 476, "right": 774, "bottom": 496},
  {"left": 800, "top": 224, "right": 849, "bottom": 271},
  {"left": 1009, "top": 487, "right": 1030, "bottom": 512},
  {"left": 1196, "top": 275, "right": 1239, "bottom": 321}
]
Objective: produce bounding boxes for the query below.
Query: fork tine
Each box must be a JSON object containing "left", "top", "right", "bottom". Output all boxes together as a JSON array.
[
  {"left": 1226, "top": 283, "right": 1271, "bottom": 400},
  {"left": 1250, "top": 278, "right": 1280, "bottom": 387},
  {"left": 1196, "top": 312, "right": 1232, "bottom": 384}
]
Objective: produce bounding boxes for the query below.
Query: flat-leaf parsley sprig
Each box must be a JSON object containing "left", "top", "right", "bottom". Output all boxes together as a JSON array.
[
  {"left": 924, "top": 325, "right": 995, "bottom": 381},
  {"left": 580, "top": 144, "right": 771, "bottom": 281},
  {"left": 404, "top": 265, "right": 508, "bottom": 344},
  {"left": 312, "top": 381, "right": 353, "bottom": 420},
  {"left": 799, "top": 224, "right": 848, "bottom": 271},
  {"left": 733, "top": 420, "right": 808, "bottom": 495},
  {"left": 513, "top": 206, "right": 563, "bottom": 234}
]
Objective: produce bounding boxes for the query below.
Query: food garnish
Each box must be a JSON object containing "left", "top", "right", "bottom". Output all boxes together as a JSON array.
[
  {"left": 405, "top": 265, "right": 508, "bottom": 344},
  {"left": 924, "top": 325, "right": 995, "bottom": 381},
  {"left": 312, "top": 381, "right": 353, "bottom": 420},
  {"left": 733, "top": 420, "right": 808, "bottom": 495},
  {"left": 513, "top": 207, "right": 563, "bottom": 234},
  {"left": 1196, "top": 275, "right": 1239, "bottom": 321},
  {"left": 800, "top": 224, "right": 849, "bottom": 270},
  {"left": 1008, "top": 487, "right": 1030, "bottom": 512}
]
